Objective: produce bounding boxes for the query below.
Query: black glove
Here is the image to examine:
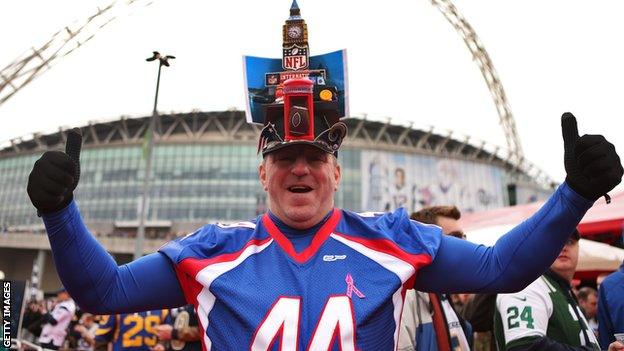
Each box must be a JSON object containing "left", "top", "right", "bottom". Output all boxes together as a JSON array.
[
  {"left": 27, "top": 129, "right": 82, "bottom": 214},
  {"left": 562, "top": 112, "right": 623, "bottom": 201}
]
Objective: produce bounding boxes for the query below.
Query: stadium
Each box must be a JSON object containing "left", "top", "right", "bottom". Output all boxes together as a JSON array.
[
  {"left": 0, "top": 110, "right": 553, "bottom": 290},
  {"left": 4, "top": 1, "right": 624, "bottom": 350}
]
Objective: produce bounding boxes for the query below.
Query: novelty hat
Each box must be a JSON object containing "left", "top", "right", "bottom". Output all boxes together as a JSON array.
[{"left": 255, "top": 0, "right": 348, "bottom": 156}]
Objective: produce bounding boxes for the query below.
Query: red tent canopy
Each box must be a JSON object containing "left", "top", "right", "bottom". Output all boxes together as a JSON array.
[
  {"left": 460, "top": 190, "right": 624, "bottom": 278},
  {"left": 461, "top": 190, "right": 624, "bottom": 237}
]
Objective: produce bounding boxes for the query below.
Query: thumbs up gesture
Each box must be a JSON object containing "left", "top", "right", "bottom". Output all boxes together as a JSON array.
[
  {"left": 27, "top": 128, "right": 83, "bottom": 214},
  {"left": 561, "top": 112, "right": 623, "bottom": 201}
]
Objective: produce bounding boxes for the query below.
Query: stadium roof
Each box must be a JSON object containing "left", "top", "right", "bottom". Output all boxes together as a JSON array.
[{"left": 0, "top": 110, "right": 555, "bottom": 188}]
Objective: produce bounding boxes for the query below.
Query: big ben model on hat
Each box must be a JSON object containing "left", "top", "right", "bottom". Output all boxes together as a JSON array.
[{"left": 242, "top": 0, "right": 349, "bottom": 156}]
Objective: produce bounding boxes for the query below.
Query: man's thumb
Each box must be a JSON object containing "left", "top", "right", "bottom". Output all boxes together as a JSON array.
[
  {"left": 65, "top": 128, "right": 82, "bottom": 188},
  {"left": 561, "top": 112, "right": 579, "bottom": 152}
]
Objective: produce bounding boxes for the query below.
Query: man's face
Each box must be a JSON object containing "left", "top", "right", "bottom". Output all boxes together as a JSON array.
[
  {"left": 259, "top": 144, "right": 341, "bottom": 229},
  {"left": 436, "top": 216, "right": 465, "bottom": 239},
  {"left": 579, "top": 293, "right": 598, "bottom": 319},
  {"left": 57, "top": 291, "right": 69, "bottom": 301},
  {"left": 394, "top": 169, "right": 405, "bottom": 188},
  {"left": 550, "top": 238, "right": 579, "bottom": 280}
]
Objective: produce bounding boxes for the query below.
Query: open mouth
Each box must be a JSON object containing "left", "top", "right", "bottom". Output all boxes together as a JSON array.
[{"left": 288, "top": 185, "right": 313, "bottom": 193}]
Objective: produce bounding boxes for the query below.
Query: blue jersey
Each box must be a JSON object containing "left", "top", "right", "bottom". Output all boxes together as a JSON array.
[
  {"left": 598, "top": 262, "right": 624, "bottom": 348},
  {"left": 95, "top": 310, "right": 169, "bottom": 351},
  {"left": 159, "top": 208, "right": 441, "bottom": 350}
]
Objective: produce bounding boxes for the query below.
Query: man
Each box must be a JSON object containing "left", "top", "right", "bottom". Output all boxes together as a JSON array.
[
  {"left": 94, "top": 310, "right": 169, "bottom": 351},
  {"left": 597, "top": 260, "right": 624, "bottom": 347},
  {"left": 26, "top": 107, "right": 624, "bottom": 349},
  {"left": 38, "top": 287, "right": 76, "bottom": 350},
  {"left": 152, "top": 304, "right": 202, "bottom": 351},
  {"left": 24, "top": 6, "right": 623, "bottom": 348},
  {"left": 399, "top": 205, "right": 472, "bottom": 351},
  {"left": 386, "top": 167, "right": 410, "bottom": 211},
  {"left": 577, "top": 287, "right": 598, "bottom": 336},
  {"left": 494, "top": 230, "right": 601, "bottom": 350}
]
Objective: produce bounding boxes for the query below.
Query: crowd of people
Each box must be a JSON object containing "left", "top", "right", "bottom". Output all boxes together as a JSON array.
[{"left": 19, "top": 290, "right": 201, "bottom": 351}]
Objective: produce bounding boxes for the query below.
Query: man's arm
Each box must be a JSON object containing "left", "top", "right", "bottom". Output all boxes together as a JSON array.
[
  {"left": 417, "top": 114, "right": 622, "bottom": 293},
  {"left": 28, "top": 129, "right": 186, "bottom": 314},
  {"left": 416, "top": 183, "right": 590, "bottom": 293},
  {"left": 40, "top": 312, "right": 58, "bottom": 326},
  {"left": 42, "top": 201, "right": 186, "bottom": 313},
  {"left": 174, "top": 326, "right": 201, "bottom": 342}
]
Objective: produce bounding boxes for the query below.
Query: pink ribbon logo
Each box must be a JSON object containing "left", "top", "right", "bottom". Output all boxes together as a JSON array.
[{"left": 345, "top": 273, "right": 365, "bottom": 299}]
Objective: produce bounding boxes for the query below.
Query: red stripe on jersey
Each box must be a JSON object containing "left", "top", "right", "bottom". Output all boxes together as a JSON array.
[
  {"left": 332, "top": 231, "right": 432, "bottom": 271},
  {"left": 173, "top": 265, "right": 208, "bottom": 350},
  {"left": 262, "top": 209, "right": 342, "bottom": 264},
  {"left": 174, "top": 237, "right": 273, "bottom": 351}
]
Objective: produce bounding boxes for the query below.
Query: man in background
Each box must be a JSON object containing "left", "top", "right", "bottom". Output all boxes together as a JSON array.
[
  {"left": 38, "top": 287, "right": 76, "bottom": 350},
  {"left": 95, "top": 310, "right": 169, "bottom": 351},
  {"left": 399, "top": 205, "right": 472, "bottom": 351},
  {"left": 494, "top": 230, "right": 600, "bottom": 350},
  {"left": 577, "top": 287, "right": 598, "bottom": 337}
]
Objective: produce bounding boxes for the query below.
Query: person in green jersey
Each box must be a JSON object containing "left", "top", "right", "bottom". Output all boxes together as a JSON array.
[{"left": 493, "top": 229, "right": 621, "bottom": 351}]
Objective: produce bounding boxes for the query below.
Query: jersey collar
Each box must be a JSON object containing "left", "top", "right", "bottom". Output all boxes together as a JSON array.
[{"left": 262, "top": 209, "right": 342, "bottom": 264}]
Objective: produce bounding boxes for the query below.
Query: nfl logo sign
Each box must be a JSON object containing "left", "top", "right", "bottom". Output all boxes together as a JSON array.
[{"left": 282, "top": 45, "right": 309, "bottom": 70}]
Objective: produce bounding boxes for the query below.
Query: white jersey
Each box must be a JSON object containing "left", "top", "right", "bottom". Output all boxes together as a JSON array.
[
  {"left": 495, "top": 275, "right": 599, "bottom": 350},
  {"left": 39, "top": 299, "right": 76, "bottom": 347}
]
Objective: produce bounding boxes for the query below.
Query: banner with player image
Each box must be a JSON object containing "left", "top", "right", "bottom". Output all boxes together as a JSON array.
[
  {"left": 361, "top": 151, "right": 508, "bottom": 213},
  {"left": 242, "top": 49, "right": 349, "bottom": 124}
]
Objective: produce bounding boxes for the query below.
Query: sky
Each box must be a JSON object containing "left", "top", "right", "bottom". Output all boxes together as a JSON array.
[{"left": 1, "top": 0, "right": 623, "bottom": 190}]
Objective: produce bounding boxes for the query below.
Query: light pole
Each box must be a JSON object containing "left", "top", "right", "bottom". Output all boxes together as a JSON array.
[{"left": 134, "top": 51, "right": 175, "bottom": 260}]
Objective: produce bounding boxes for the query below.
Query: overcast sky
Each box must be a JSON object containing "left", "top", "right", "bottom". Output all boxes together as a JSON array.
[{"left": 1, "top": 0, "right": 623, "bottom": 190}]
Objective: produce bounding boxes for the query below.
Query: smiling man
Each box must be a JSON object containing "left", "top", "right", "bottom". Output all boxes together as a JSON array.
[
  {"left": 24, "top": 6, "right": 624, "bottom": 349},
  {"left": 27, "top": 107, "right": 623, "bottom": 350},
  {"left": 259, "top": 144, "right": 340, "bottom": 231}
]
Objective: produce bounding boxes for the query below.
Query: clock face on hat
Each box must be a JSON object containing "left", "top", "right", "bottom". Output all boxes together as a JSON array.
[{"left": 288, "top": 26, "right": 302, "bottom": 39}]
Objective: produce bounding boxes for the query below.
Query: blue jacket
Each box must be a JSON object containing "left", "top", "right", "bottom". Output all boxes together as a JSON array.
[{"left": 598, "top": 261, "right": 624, "bottom": 348}]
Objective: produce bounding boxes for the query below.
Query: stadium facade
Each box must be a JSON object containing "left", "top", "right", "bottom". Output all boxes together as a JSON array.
[{"left": 0, "top": 110, "right": 553, "bottom": 289}]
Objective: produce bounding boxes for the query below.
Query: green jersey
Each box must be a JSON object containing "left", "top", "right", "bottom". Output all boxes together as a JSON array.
[{"left": 494, "top": 271, "right": 599, "bottom": 350}]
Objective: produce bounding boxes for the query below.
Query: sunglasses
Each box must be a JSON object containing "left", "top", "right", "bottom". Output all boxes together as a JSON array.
[{"left": 447, "top": 231, "right": 466, "bottom": 239}]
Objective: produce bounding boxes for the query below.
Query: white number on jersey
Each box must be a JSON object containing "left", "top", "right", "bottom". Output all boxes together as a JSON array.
[
  {"left": 251, "top": 297, "right": 300, "bottom": 351},
  {"left": 251, "top": 296, "right": 356, "bottom": 351}
]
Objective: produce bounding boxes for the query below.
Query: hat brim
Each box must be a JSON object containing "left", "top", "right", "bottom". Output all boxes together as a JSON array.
[{"left": 262, "top": 139, "right": 335, "bottom": 156}]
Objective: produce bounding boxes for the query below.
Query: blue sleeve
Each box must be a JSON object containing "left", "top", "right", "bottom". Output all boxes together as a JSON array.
[
  {"left": 415, "top": 183, "right": 592, "bottom": 293},
  {"left": 598, "top": 280, "right": 615, "bottom": 348},
  {"left": 41, "top": 201, "right": 187, "bottom": 314}
]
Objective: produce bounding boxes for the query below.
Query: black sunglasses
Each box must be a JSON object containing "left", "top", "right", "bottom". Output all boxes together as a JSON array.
[{"left": 447, "top": 231, "right": 466, "bottom": 239}]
